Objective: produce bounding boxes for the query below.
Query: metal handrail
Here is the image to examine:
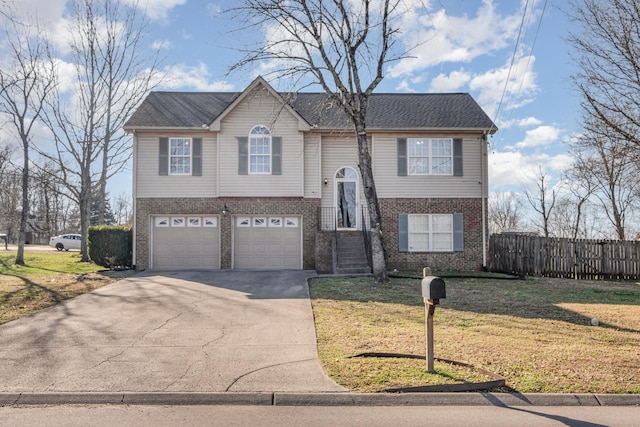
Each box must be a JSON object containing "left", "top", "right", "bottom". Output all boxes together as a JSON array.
[
  {"left": 361, "top": 205, "right": 372, "bottom": 270},
  {"left": 319, "top": 207, "right": 336, "bottom": 231}
]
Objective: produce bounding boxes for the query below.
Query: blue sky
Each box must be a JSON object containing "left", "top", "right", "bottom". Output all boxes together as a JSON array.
[{"left": 6, "top": 0, "right": 579, "bottom": 200}]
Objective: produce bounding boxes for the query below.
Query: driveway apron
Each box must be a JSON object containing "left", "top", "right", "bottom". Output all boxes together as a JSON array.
[{"left": 0, "top": 270, "right": 346, "bottom": 393}]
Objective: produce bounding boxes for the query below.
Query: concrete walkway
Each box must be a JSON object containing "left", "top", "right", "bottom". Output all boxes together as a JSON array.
[{"left": 0, "top": 270, "right": 346, "bottom": 394}]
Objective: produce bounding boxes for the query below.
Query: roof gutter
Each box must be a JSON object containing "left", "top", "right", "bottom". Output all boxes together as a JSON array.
[
  {"left": 307, "top": 126, "right": 498, "bottom": 134},
  {"left": 123, "top": 126, "right": 214, "bottom": 133}
]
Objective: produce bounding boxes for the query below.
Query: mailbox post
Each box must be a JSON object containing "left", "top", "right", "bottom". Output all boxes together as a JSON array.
[{"left": 421, "top": 270, "right": 446, "bottom": 373}]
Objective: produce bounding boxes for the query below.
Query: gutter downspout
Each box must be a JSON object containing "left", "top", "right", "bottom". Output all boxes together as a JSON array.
[
  {"left": 131, "top": 132, "right": 138, "bottom": 269},
  {"left": 481, "top": 131, "right": 488, "bottom": 270}
]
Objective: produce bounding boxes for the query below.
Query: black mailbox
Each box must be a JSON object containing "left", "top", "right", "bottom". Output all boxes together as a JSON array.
[{"left": 421, "top": 276, "right": 446, "bottom": 300}]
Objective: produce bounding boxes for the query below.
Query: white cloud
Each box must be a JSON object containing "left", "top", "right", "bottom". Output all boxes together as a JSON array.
[
  {"left": 428, "top": 69, "right": 471, "bottom": 92},
  {"left": 469, "top": 54, "right": 538, "bottom": 120},
  {"left": 159, "top": 63, "right": 234, "bottom": 91},
  {"left": 489, "top": 150, "right": 573, "bottom": 189},
  {"left": 151, "top": 39, "right": 173, "bottom": 50},
  {"left": 52, "top": 58, "right": 78, "bottom": 93},
  {"left": 207, "top": 3, "right": 223, "bottom": 18},
  {"left": 395, "top": 79, "right": 416, "bottom": 93},
  {"left": 499, "top": 116, "right": 543, "bottom": 129},
  {"left": 517, "top": 116, "right": 543, "bottom": 127},
  {"left": 513, "top": 125, "right": 561, "bottom": 149},
  {"left": 388, "top": 0, "right": 526, "bottom": 78},
  {"left": 130, "top": 0, "right": 188, "bottom": 21},
  {"left": 2, "top": 0, "right": 67, "bottom": 25}
]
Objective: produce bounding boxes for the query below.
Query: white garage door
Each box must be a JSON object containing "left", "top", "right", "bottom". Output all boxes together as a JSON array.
[
  {"left": 234, "top": 216, "right": 302, "bottom": 269},
  {"left": 152, "top": 216, "right": 220, "bottom": 269}
]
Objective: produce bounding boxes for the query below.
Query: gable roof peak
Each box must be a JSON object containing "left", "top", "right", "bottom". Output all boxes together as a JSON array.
[{"left": 207, "top": 75, "right": 311, "bottom": 132}]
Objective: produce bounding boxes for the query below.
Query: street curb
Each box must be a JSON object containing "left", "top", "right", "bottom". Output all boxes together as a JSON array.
[{"left": 1, "top": 392, "right": 638, "bottom": 407}]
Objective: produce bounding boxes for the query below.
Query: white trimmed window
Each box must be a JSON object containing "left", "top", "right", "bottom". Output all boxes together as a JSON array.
[
  {"left": 170, "top": 138, "right": 192, "bottom": 175},
  {"left": 407, "top": 214, "right": 453, "bottom": 252},
  {"left": 249, "top": 125, "right": 271, "bottom": 174},
  {"left": 269, "top": 218, "right": 282, "bottom": 227},
  {"left": 155, "top": 217, "right": 169, "bottom": 227},
  {"left": 285, "top": 217, "right": 299, "bottom": 227},
  {"left": 203, "top": 217, "right": 218, "bottom": 227},
  {"left": 408, "top": 138, "right": 452, "bottom": 175}
]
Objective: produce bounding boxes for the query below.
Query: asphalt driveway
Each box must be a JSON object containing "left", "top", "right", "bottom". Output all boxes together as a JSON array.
[{"left": 0, "top": 270, "right": 346, "bottom": 393}]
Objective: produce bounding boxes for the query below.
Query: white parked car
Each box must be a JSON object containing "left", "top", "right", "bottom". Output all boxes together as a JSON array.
[{"left": 49, "top": 234, "right": 82, "bottom": 251}]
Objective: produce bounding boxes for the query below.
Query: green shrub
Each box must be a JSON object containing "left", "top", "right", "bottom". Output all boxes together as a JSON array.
[{"left": 88, "top": 225, "right": 132, "bottom": 269}]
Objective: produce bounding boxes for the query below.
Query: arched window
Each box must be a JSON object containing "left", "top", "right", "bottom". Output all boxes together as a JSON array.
[
  {"left": 249, "top": 125, "right": 271, "bottom": 174},
  {"left": 335, "top": 167, "right": 358, "bottom": 229}
]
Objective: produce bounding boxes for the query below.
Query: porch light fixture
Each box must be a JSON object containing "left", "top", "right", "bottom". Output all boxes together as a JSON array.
[
  {"left": 222, "top": 203, "right": 229, "bottom": 216},
  {"left": 324, "top": 178, "right": 328, "bottom": 186}
]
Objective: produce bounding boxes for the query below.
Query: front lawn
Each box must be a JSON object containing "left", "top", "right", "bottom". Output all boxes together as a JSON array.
[
  {"left": 309, "top": 275, "right": 640, "bottom": 393},
  {"left": 0, "top": 250, "right": 135, "bottom": 325}
]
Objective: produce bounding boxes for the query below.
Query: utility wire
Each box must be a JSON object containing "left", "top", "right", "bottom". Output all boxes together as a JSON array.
[
  {"left": 493, "top": 0, "right": 549, "bottom": 151},
  {"left": 492, "top": 0, "right": 531, "bottom": 133},
  {"left": 517, "top": 0, "right": 548, "bottom": 97}
]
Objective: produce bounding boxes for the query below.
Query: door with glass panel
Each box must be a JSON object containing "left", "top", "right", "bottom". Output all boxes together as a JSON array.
[{"left": 335, "top": 167, "right": 358, "bottom": 229}]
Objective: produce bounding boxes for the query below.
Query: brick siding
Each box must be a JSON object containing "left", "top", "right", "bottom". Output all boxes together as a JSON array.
[
  {"left": 379, "top": 198, "right": 487, "bottom": 272},
  {"left": 135, "top": 196, "right": 485, "bottom": 273},
  {"left": 135, "top": 197, "right": 320, "bottom": 270}
]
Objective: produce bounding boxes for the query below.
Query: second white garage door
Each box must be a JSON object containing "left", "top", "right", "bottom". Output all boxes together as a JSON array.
[{"left": 234, "top": 216, "right": 302, "bottom": 269}]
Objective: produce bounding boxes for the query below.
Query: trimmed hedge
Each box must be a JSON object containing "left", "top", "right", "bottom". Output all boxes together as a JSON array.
[{"left": 88, "top": 225, "right": 132, "bottom": 269}]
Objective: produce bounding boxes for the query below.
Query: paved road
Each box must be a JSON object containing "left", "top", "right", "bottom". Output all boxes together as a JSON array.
[
  {"left": 1, "top": 404, "right": 639, "bottom": 426},
  {"left": 3, "top": 244, "right": 59, "bottom": 251},
  {"left": 0, "top": 270, "right": 345, "bottom": 393}
]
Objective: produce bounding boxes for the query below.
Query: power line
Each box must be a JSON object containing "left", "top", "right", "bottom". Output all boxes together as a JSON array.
[
  {"left": 518, "top": 0, "right": 548, "bottom": 97},
  {"left": 492, "top": 0, "right": 531, "bottom": 130}
]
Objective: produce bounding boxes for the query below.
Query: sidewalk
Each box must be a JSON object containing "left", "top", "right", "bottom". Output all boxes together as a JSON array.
[{"left": 1, "top": 391, "right": 638, "bottom": 406}]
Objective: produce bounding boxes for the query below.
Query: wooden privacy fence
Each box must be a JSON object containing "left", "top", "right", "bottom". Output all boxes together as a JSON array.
[{"left": 489, "top": 234, "right": 640, "bottom": 280}]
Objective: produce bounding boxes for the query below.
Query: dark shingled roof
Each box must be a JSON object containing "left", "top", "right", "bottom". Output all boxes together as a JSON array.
[{"left": 125, "top": 91, "right": 495, "bottom": 131}]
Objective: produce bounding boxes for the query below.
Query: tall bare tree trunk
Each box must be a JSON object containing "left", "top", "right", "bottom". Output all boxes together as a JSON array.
[
  {"left": 15, "top": 136, "right": 28, "bottom": 265},
  {"left": 355, "top": 123, "right": 387, "bottom": 282}
]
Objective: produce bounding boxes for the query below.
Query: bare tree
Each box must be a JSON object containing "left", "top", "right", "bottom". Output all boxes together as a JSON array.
[
  {"left": 38, "top": 0, "right": 160, "bottom": 261},
  {"left": 569, "top": 0, "right": 640, "bottom": 155},
  {"left": 89, "top": 0, "right": 162, "bottom": 224},
  {"left": 229, "top": 0, "right": 409, "bottom": 283},
  {"left": 524, "top": 168, "right": 557, "bottom": 237},
  {"left": 569, "top": 122, "right": 639, "bottom": 240},
  {"left": 0, "top": 144, "right": 20, "bottom": 241},
  {"left": 553, "top": 180, "right": 593, "bottom": 240},
  {"left": 0, "top": 10, "right": 55, "bottom": 264},
  {"left": 488, "top": 192, "right": 524, "bottom": 234},
  {"left": 111, "top": 191, "right": 132, "bottom": 225},
  {"left": 30, "top": 161, "right": 69, "bottom": 236}
]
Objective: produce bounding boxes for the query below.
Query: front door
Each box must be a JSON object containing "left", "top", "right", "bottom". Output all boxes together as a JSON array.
[{"left": 335, "top": 167, "right": 358, "bottom": 229}]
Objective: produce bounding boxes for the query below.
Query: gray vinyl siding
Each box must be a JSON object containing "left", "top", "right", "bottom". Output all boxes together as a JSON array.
[
  {"left": 218, "top": 86, "right": 303, "bottom": 197},
  {"left": 304, "top": 134, "right": 321, "bottom": 198},
  {"left": 373, "top": 133, "right": 484, "bottom": 198},
  {"left": 320, "top": 135, "right": 367, "bottom": 209},
  {"left": 136, "top": 133, "right": 217, "bottom": 198}
]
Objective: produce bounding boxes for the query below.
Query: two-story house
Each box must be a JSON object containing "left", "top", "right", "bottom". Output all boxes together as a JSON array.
[{"left": 124, "top": 76, "right": 496, "bottom": 273}]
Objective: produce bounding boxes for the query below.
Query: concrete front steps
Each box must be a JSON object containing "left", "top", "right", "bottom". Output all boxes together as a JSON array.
[{"left": 335, "top": 231, "right": 371, "bottom": 275}]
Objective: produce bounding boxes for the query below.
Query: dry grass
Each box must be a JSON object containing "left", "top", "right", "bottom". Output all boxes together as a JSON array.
[
  {"left": 309, "top": 275, "right": 640, "bottom": 393},
  {"left": 0, "top": 249, "right": 135, "bottom": 325}
]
